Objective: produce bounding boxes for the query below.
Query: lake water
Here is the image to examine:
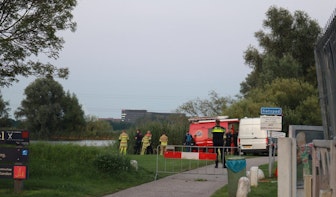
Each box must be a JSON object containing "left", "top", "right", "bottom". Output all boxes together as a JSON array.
[{"left": 31, "top": 140, "right": 116, "bottom": 147}]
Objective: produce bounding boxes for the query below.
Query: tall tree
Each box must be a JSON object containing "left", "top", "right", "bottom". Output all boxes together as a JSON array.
[
  {"left": 176, "top": 90, "right": 232, "bottom": 117},
  {"left": 0, "top": 0, "right": 77, "bottom": 87},
  {"left": 62, "top": 91, "right": 86, "bottom": 132},
  {"left": 15, "top": 78, "right": 65, "bottom": 138},
  {"left": 15, "top": 78, "right": 85, "bottom": 138},
  {"left": 241, "top": 6, "right": 321, "bottom": 95}
]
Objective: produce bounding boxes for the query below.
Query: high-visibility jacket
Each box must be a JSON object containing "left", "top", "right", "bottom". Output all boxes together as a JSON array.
[
  {"left": 119, "top": 132, "right": 129, "bottom": 146},
  {"left": 142, "top": 134, "right": 151, "bottom": 145},
  {"left": 159, "top": 134, "right": 168, "bottom": 146},
  {"left": 211, "top": 126, "right": 226, "bottom": 146}
]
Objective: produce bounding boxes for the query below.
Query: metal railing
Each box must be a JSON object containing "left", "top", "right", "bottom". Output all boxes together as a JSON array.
[{"left": 155, "top": 145, "right": 239, "bottom": 180}]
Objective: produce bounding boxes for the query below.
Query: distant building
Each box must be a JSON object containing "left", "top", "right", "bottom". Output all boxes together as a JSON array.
[
  {"left": 121, "top": 109, "right": 147, "bottom": 123},
  {"left": 121, "top": 109, "right": 185, "bottom": 123}
]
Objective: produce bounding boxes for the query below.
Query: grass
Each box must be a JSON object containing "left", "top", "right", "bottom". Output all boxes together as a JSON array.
[
  {"left": 0, "top": 143, "right": 210, "bottom": 197},
  {"left": 0, "top": 143, "right": 277, "bottom": 197},
  {"left": 211, "top": 161, "right": 278, "bottom": 197}
]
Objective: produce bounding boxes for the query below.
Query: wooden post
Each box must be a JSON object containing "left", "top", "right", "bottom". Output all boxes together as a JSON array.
[{"left": 14, "top": 179, "right": 23, "bottom": 193}]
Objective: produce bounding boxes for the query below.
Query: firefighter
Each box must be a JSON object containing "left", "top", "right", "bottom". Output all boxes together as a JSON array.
[
  {"left": 118, "top": 130, "right": 129, "bottom": 155},
  {"left": 141, "top": 130, "right": 152, "bottom": 155},
  {"left": 211, "top": 119, "right": 226, "bottom": 168},
  {"left": 159, "top": 132, "right": 168, "bottom": 155}
]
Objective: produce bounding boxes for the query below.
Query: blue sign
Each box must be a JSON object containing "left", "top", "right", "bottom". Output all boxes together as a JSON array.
[
  {"left": 260, "top": 107, "right": 282, "bottom": 115},
  {"left": 22, "top": 149, "right": 28, "bottom": 156}
]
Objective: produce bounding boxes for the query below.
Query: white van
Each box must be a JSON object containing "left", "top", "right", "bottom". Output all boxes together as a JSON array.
[
  {"left": 238, "top": 117, "right": 285, "bottom": 155},
  {"left": 238, "top": 117, "right": 268, "bottom": 155}
]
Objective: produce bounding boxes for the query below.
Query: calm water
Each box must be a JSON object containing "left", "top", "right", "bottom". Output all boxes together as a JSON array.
[{"left": 31, "top": 140, "right": 116, "bottom": 146}]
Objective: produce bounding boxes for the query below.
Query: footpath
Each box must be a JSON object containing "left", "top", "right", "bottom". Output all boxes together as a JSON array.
[{"left": 103, "top": 156, "right": 271, "bottom": 197}]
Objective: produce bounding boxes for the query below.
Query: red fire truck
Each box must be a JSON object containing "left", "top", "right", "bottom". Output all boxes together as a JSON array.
[
  {"left": 163, "top": 116, "right": 239, "bottom": 161},
  {"left": 188, "top": 116, "right": 239, "bottom": 147}
]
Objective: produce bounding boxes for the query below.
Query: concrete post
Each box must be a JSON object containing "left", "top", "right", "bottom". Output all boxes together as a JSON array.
[
  {"left": 250, "top": 166, "right": 258, "bottom": 187},
  {"left": 278, "top": 137, "right": 293, "bottom": 197}
]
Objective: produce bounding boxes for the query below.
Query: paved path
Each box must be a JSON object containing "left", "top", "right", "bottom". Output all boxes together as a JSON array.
[{"left": 103, "top": 156, "right": 272, "bottom": 197}]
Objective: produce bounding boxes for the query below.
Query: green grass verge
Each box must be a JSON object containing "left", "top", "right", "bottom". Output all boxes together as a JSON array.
[
  {"left": 0, "top": 143, "right": 210, "bottom": 197},
  {"left": 211, "top": 162, "right": 278, "bottom": 197}
]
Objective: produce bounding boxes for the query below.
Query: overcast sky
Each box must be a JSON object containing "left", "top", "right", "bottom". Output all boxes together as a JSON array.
[{"left": 2, "top": 0, "right": 336, "bottom": 119}]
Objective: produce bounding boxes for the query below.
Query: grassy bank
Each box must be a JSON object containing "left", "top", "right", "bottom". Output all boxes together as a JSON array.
[
  {"left": 0, "top": 143, "right": 210, "bottom": 197},
  {"left": 0, "top": 143, "right": 153, "bottom": 197},
  {"left": 0, "top": 143, "right": 277, "bottom": 197}
]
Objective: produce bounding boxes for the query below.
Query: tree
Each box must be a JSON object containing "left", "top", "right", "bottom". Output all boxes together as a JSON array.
[
  {"left": 224, "top": 98, "right": 268, "bottom": 119},
  {"left": 85, "top": 115, "right": 112, "bottom": 133},
  {"left": 176, "top": 90, "right": 233, "bottom": 117},
  {"left": 225, "top": 78, "right": 321, "bottom": 132},
  {"left": 61, "top": 91, "right": 86, "bottom": 132},
  {"left": 131, "top": 114, "right": 189, "bottom": 149},
  {"left": 0, "top": 93, "right": 11, "bottom": 127},
  {"left": 0, "top": 0, "right": 77, "bottom": 87},
  {"left": 15, "top": 77, "right": 85, "bottom": 138},
  {"left": 241, "top": 6, "right": 321, "bottom": 95}
]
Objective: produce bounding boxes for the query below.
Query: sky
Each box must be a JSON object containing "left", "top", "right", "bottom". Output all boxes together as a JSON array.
[{"left": 1, "top": 0, "right": 336, "bottom": 119}]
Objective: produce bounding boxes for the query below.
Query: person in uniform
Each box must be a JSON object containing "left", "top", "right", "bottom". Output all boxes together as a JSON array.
[
  {"left": 184, "top": 131, "right": 193, "bottom": 152},
  {"left": 141, "top": 130, "right": 152, "bottom": 155},
  {"left": 134, "top": 129, "right": 142, "bottom": 154},
  {"left": 118, "top": 130, "right": 129, "bottom": 155},
  {"left": 159, "top": 132, "right": 168, "bottom": 155},
  {"left": 230, "top": 125, "right": 238, "bottom": 155},
  {"left": 212, "top": 119, "right": 226, "bottom": 168}
]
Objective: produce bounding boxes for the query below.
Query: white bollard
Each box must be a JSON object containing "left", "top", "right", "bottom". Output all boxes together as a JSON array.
[
  {"left": 236, "top": 176, "right": 250, "bottom": 197},
  {"left": 250, "top": 166, "right": 259, "bottom": 187},
  {"left": 258, "top": 168, "right": 265, "bottom": 180},
  {"left": 246, "top": 170, "right": 250, "bottom": 179}
]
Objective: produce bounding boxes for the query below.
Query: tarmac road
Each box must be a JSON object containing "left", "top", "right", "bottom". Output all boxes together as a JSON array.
[{"left": 103, "top": 156, "right": 272, "bottom": 197}]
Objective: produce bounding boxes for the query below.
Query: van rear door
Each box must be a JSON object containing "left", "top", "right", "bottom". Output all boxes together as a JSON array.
[{"left": 238, "top": 118, "right": 268, "bottom": 154}]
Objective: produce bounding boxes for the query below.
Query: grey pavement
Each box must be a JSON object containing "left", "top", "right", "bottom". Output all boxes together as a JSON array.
[{"left": 103, "top": 156, "right": 272, "bottom": 197}]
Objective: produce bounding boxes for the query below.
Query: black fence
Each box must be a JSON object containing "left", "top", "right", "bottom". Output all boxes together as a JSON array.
[{"left": 314, "top": 8, "right": 336, "bottom": 140}]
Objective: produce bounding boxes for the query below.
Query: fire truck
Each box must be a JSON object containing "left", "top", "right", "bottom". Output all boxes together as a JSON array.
[
  {"left": 188, "top": 116, "right": 239, "bottom": 148},
  {"left": 163, "top": 116, "right": 239, "bottom": 161}
]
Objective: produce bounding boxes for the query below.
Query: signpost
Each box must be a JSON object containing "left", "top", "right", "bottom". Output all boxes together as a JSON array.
[
  {"left": 260, "top": 107, "right": 282, "bottom": 116},
  {"left": 0, "top": 130, "right": 29, "bottom": 193},
  {"left": 260, "top": 116, "right": 282, "bottom": 131},
  {"left": 260, "top": 107, "right": 282, "bottom": 178}
]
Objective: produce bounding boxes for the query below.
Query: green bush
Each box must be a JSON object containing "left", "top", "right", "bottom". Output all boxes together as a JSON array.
[{"left": 93, "top": 153, "right": 131, "bottom": 174}]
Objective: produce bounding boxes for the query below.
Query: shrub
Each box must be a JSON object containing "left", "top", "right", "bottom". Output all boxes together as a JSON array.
[{"left": 93, "top": 153, "right": 131, "bottom": 174}]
